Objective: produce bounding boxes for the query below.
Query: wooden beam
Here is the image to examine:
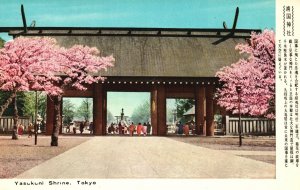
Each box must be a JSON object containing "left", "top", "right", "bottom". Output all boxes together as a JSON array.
[
  {"left": 232, "top": 7, "right": 239, "bottom": 32},
  {"left": 21, "top": 5, "right": 27, "bottom": 33},
  {"left": 59, "top": 98, "right": 63, "bottom": 134},
  {"left": 212, "top": 7, "right": 240, "bottom": 45},
  {"left": 102, "top": 89, "right": 107, "bottom": 135},
  {"left": 151, "top": 88, "right": 158, "bottom": 135},
  {"left": 205, "top": 85, "right": 214, "bottom": 136},
  {"left": 93, "top": 83, "right": 104, "bottom": 135},
  {"left": 157, "top": 85, "right": 166, "bottom": 136},
  {"left": 104, "top": 84, "right": 151, "bottom": 92},
  {"left": 63, "top": 90, "right": 93, "bottom": 97},
  {"left": 166, "top": 92, "right": 194, "bottom": 99},
  {"left": 195, "top": 86, "right": 205, "bottom": 135}
]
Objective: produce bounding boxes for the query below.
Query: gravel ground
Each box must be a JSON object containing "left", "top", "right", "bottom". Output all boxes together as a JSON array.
[
  {"left": 168, "top": 136, "right": 276, "bottom": 151},
  {"left": 0, "top": 135, "right": 90, "bottom": 178},
  {"left": 168, "top": 136, "right": 276, "bottom": 165},
  {"left": 0, "top": 135, "right": 276, "bottom": 178}
]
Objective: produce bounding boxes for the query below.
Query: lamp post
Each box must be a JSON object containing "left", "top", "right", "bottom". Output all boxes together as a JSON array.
[
  {"left": 34, "top": 91, "right": 38, "bottom": 145},
  {"left": 236, "top": 85, "right": 242, "bottom": 147},
  {"left": 121, "top": 108, "right": 124, "bottom": 121}
]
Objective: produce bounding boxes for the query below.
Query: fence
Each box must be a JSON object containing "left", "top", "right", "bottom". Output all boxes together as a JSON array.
[
  {"left": 225, "top": 116, "right": 275, "bottom": 136},
  {"left": 0, "top": 116, "right": 32, "bottom": 134}
]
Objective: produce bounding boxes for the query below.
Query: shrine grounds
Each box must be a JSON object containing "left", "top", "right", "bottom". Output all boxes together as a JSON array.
[{"left": 0, "top": 135, "right": 275, "bottom": 178}]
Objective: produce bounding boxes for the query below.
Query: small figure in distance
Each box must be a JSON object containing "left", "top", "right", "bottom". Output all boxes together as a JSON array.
[
  {"left": 27, "top": 123, "right": 34, "bottom": 138},
  {"left": 184, "top": 122, "right": 189, "bottom": 136},
  {"left": 129, "top": 122, "right": 135, "bottom": 136},
  {"left": 79, "top": 122, "right": 84, "bottom": 134},
  {"left": 137, "top": 123, "right": 143, "bottom": 136}
]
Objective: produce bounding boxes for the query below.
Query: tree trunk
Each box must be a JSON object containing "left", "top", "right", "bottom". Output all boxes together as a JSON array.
[
  {"left": 0, "top": 92, "right": 16, "bottom": 118},
  {"left": 51, "top": 96, "right": 62, "bottom": 146},
  {"left": 12, "top": 92, "right": 19, "bottom": 140}
]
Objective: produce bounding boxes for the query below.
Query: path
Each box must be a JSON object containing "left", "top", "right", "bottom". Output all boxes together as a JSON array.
[{"left": 17, "top": 137, "right": 275, "bottom": 178}]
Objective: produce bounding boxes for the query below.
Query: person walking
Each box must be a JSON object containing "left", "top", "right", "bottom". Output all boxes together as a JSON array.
[
  {"left": 17, "top": 124, "right": 24, "bottom": 137},
  {"left": 27, "top": 123, "right": 34, "bottom": 138},
  {"left": 184, "top": 123, "right": 189, "bottom": 136},
  {"left": 79, "top": 122, "right": 84, "bottom": 134},
  {"left": 108, "top": 123, "right": 113, "bottom": 134},
  {"left": 89, "top": 122, "right": 94, "bottom": 134},
  {"left": 66, "top": 124, "right": 70, "bottom": 133},
  {"left": 118, "top": 122, "right": 123, "bottom": 135},
  {"left": 142, "top": 122, "right": 147, "bottom": 136},
  {"left": 178, "top": 122, "right": 184, "bottom": 135},
  {"left": 129, "top": 122, "right": 135, "bottom": 136},
  {"left": 146, "top": 122, "right": 151, "bottom": 135},
  {"left": 137, "top": 123, "right": 143, "bottom": 136}
]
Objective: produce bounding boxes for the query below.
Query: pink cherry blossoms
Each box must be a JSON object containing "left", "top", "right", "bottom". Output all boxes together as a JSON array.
[
  {"left": 0, "top": 36, "right": 114, "bottom": 122},
  {"left": 0, "top": 37, "right": 62, "bottom": 96},
  {"left": 0, "top": 37, "right": 114, "bottom": 95},
  {"left": 56, "top": 45, "right": 114, "bottom": 91},
  {"left": 216, "top": 30, "right": 275, "bottom": 118}
]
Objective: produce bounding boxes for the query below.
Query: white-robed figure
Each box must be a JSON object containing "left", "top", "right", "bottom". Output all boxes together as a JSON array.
[
  {"left": 142, "top": 122, "right": 147, "bottom": 136},
  {"left": 121, "top": 120, "right": 128, "bottom": 134}
]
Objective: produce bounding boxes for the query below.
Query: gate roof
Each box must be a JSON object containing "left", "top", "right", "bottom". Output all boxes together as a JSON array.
[{"left": 3, "top": 27, "right": 259, "bottom": 78}]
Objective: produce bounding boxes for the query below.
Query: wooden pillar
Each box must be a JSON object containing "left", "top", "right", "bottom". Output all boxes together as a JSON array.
[
  {"left": 151, "top": 85, "right": 166, "bottom": 136},
  {"left": 59, "top": 99, "right": 63, "bottom": 134},
  {"left": 205, "top": 85, "right": 214, "bottom": 136},
  {"left": 102, "top": 90, "right": 107, "bottom": 135},
  {"left": 151, "top": 88, "right": 158, "bottom": 136},
  {"left": 45, "top": 96, "right": 54, "bottom": 135},
  {"left": 157, "top": 85, "right": 166, "bottom": 136},
  {"left": 195, "top": 86, "right": 205, "bottom": 135},
  {"left": 93, "top": 83, "right": 105, "bottom": 135}
]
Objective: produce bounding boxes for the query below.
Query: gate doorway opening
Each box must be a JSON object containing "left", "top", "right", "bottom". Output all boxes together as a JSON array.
[
  {"left": 166, "top": 98, "right": 195, "bottom": 135},
  {"left": 106, "top": 92, "right": 151, "bottom": 136},
  {"left": 62, "top": 97, "right": 94, "bottom": 135}
]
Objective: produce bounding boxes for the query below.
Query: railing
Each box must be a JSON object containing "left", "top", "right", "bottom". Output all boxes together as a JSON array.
[
  {"left": 225, "top": 116, "right": 275, "bottom": 136},
  {"left": 0, "top": 116, "right": 32, "bottom": 134}
]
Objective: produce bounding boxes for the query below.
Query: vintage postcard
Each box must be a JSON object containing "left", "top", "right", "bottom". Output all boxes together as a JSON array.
[{"left": 0, "top": 0, "right": 299, "bottom": 189}]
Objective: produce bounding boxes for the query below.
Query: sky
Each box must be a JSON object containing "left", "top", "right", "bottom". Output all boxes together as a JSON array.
[
  {"left": 0, "top": 0, "right": 275, "bottom": 117},
  {"left": 107, "top": 92, "right": 150, "bottom": 117},
  {"left": 0, "top": 0, "right": 275, "bottom": 40}
]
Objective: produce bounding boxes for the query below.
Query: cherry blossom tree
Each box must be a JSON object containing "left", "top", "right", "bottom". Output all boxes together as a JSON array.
[
  {"left": 0, "top": 37, "right": 63, "bottom": 139},
  {"left": 0, "top": 37, "right": 114, "bottom": 143},
  {"left": 49, "top": 44, "right": 114, "bottom": 146},
  {"left": 216, "top": 30, "right": 275, "bottom": 118}
]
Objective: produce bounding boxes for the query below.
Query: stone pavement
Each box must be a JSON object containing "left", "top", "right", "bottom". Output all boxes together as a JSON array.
[{"left": 16, "top": 137, "right": 275, "bottom": 178}]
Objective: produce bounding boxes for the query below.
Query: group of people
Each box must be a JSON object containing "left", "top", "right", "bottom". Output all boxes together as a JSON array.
[
  {"left": 79, "top": 121, "right": 94, "bottom": 134},
  {"left": 16, "top": 123, "right": 35, "bottom": 138},
  {"left": 66, "top": 121, "right": 94, "bottom": 134},
  {"left": 108, "top": 122, "right": 151, "bottom": 136},
  {"left": 176, "top": 121, "right": 194, "bottom": 135}
]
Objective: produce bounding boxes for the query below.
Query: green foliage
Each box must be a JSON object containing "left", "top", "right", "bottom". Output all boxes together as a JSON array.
[
  {"left": 0, "top": 37, "right": 4, "bottom": 48},
  {"left": 38, "top": 93, "right": 47, "bottom": 120},
  {"left": 0, "top": 91, "right": 26, "bottom": 116},
  {"left": 76, "top": 98, "right": 93, "bottom": 121},
  {"left": 0, "top": 91, "right": 46, "bottom": 119},
  {"left": 22, "top": 92, "right": 35, "bottom": 117},
  {"left": 131, "top": 101, "right": 150, "bottom": 124},
  {"left": 0, "top": 36, "right": 46, "bottom": 118},
  {"left": 166, "top": 104, "right": 176, "bottom": 123},
  {"left": 175, "top": 99, "right": 195, "bottom": 122},
  {"left": 63, "top": 99, "right": 75, "bottom": 125},
  {"left": 107, "top": 109, "right": 114, "bottom": 124}
]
